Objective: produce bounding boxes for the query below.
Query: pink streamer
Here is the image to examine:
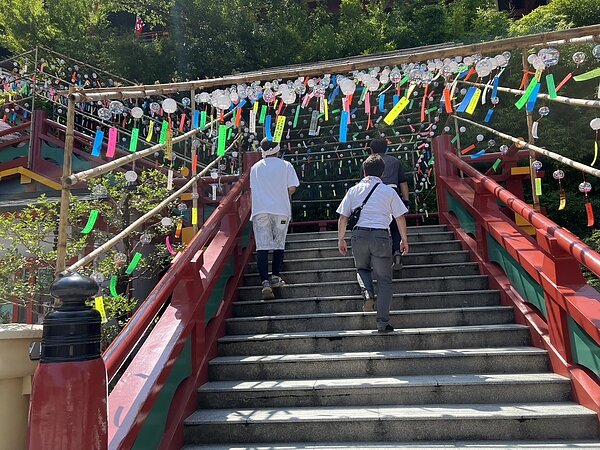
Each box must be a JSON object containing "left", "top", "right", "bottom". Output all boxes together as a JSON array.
[
  {"left": 166, "top": 236, "right": 177, "bottom": 255},
  {"left": 106, "top": 127, "right": 118, "bottom": 158}
]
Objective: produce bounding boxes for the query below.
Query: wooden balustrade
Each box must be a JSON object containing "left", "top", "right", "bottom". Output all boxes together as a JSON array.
[{"left": 433, "top": 134, "right": 600, "bottom": 422}]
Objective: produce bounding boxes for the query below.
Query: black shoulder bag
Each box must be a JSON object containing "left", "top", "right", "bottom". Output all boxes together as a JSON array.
[{"left": 347, "top": 183, "right": 379, "bottom": 229}]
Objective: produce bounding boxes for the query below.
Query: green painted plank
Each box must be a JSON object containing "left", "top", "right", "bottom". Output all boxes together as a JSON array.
[
  {"left": 446, "top": 192, "right": 476, "bottom": 236},
  {"left": 569, "top": 316, "right": 600, "bottom": 379}
]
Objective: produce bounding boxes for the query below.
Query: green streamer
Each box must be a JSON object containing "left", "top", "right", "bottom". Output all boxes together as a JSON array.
[
  {"left": 125, "top": 252, "right": 143, "bottom": 275},
  {"left": 159, "top": 120, "right": 169, "bottom": 144},
  {"left": 129, "top": 128, "right": 139, "bottom": 152},
  {"left": 217, "top": 125, "right": 227, "bottom": 155},
  {"left": 573, "top": 68, "right": 600, "bottom": 82},
  {"left": 399, "top": 75, "right": 410, "bottom": 86},
  {"left": 200, "top": 111, "right": 207, "bottom": 129},
  {"left": 427, "top": 106, "right": 438, "bottom": 113},
  {"left": 259, "top": 105, "right": 268, "bottom": 124},
  {"left": 546, "top": 74, "right": 557, "bottom": 99},
  {"left": 109, "top": 275, "right": 119, "bottom": 298},
  {"left": 331, "top": 109, "right": 341, "bottom": 114},
  {"left": 451, "top": 135, "right": 459, "bottom": 144},
  {"left": 359, "top": 87, "right": 368, "bottom": 102},
  {"left": 515, "top": 78, "right": 539, "bottom": 110},
  {"left": 293, "top": 106, "right": 301, "bottom": 128},
  {"left": 492, "top": 158, "right": 502, "bottom": 172},
  {"left": 227, "top": 127, "right": 233, "bottom": 140},
  {"left": 81, "top": 210, "right": 99, "bottom": 235},
  {"left": 409, "top": 99, "right": 414, "bottom": 109}
]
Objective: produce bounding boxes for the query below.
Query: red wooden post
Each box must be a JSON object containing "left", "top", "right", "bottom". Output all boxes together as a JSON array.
[
  {"left": 432, "top": 134, "right": 454, "bottom": 217},
  {"left": 472, "top": 179, "right": 497, "bottom": 262},
  {"left": 28, "top": 273, "right": 107, "bottom": 450}
]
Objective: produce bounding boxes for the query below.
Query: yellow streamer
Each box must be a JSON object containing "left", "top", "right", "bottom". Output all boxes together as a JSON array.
[
  {"left": 324, "top": 99, "right": 329, "bottom": 121},
  {"left": 592, "top": 141, "right": 599, "bottom": 166},
  {"left": 559, "top": 188, "right": 566, "bottom": 210},
  {"left": 146, "top": 120, "right": 154, "bottom": 142},
  {"left": 253, "top": 101, "right": 259, "bottom": 113},
  {"left": 192, "top": 207, "right": 198, "bottom": 225},
  {"left": 383, "top": 97, "right": 410, "bottom": 125},
  {"left": 94, "top": 297, "right": 108, "bottom": 324},
  {"left": 535, "top": 178, "right": 542, "bottom": 196},
  {"left": 465, "top": 88, "right": 482, "bottom": 115},
  {"left": 404, "top": 84, "right": 416, "bottom": 99},
  {"left": 535, "top": 69, "right": 543, "bottom": 82}
]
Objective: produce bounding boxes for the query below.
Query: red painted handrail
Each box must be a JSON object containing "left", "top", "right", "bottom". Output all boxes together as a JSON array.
[
  {"left": 444, "top": 149, "right": 600, "bottom": 279},
  {"left": 103, "top": 169, "right": 250, "bottom": 382},
  {"left": 434, "top": 133, "right": 600, "bottom": 423}
]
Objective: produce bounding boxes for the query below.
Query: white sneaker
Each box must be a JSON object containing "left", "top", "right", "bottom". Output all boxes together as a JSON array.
[
  {"left": 261, "top": 280, "right": 274, "bottom": 300},
  {"left": 269, "top": 275, "right": 286, "bottom": 288}
]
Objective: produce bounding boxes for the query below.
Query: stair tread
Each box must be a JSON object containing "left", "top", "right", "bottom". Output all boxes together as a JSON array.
[
  {"left": 184, "top": 441, "right": 600, "bottom": 449},
  {"left": 218, "top": 324, "right": 528, "bottom": 343},
  {"left": 245, "top": 262, "right": 479, "bottom": 277},
  {"left": 227, "top": 306, "right": 512, "bottom": 323},
  {"left": 286, "top": 232, "right": 455, "bottom": 244},
  {"left": 273, "top": 239, "right": 462, "bottom": 252},
  {"left": 235, "top": 289, "right": 500, "bottom": 306},
  {"left": 199, "top": 373, "right": 569, "bottom": 393},
  {"left": 237, "top": 274, "right": 488, "bottom": 290},
  {"left": 185, "top": 402, "right": 595, "bottom": 424},
  {"left": 254, "top": 250, "right": 470, "bottom": 263},
  {"left": 210, "top": 346, "right": 547, "bottom": 365}
]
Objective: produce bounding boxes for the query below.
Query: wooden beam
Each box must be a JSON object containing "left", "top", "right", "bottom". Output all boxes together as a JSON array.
[{"left": 65, "top": 24, "right": 600, "bottom": 102}]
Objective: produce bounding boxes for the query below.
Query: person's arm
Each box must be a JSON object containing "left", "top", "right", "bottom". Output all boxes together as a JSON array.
[
  {"left": 337, "top": 215, "right": 349, "bottom": 256},
  {"left": 400, "top": 181, "right": 410, "bottom": 202},
  {"left": 288, "top": 186, "right": 297, "bottom": 196},
  {"left": 395, "top": 214, "right": 409, "bottom": 254}
]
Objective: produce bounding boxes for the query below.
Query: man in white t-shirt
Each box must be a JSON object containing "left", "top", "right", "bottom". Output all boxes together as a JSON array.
[
  {"left": 337, "top": 154, "right": 409, "bottom": 333},
  {"left": 250, "top": 138, "right": 300, "bottom": 299}
]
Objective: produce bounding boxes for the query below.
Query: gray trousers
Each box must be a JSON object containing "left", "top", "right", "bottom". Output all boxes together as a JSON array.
[{"left": 351, "top": 228, "right": 393, "bottom": 328}]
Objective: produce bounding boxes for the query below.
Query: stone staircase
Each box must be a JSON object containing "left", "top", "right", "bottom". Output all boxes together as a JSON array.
[{"left": 183, "top": 225, "right": 600, "bottom": 449}]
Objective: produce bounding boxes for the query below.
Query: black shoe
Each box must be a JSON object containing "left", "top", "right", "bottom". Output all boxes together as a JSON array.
[
  {"left": 393, "top": 251, "right": 403, "bottom": 270},
  {"left": 362, "top": 291, "right": 375, "bottom": 312},
  {"left": 377, "top": 324, "right": 394, "bottom": 333}
]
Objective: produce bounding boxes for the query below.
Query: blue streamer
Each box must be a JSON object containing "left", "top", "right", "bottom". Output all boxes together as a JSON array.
[
  {"left": 234, "top": 99, "right": 247, "bottom": 110},
  {"left": 470, "top": 150, "right": 487, "bottom": 159},
  {"left": 491, "top": 76, "right": 500, "bottom": 100},
  {"left": 484, "top": 109, "right": 494, "bottom": 123},
  {"left": 328, "top": 85, "right": 340, "bottom": 104},
  {"left": 92, "top": 130, "right": 104, "bottom": 157},
  {"left": 457, "top": 87, "right": 477, "bottom": 113},
  {"left": 339, "top": 111, "right": 349, "bottom": 143},
  {"left": 379, "top": 94, "right": 386, "bottom": 112},
  {"left": 265, "top": 114, "right": 273, "bottom": 140},
  {"left": 393, "top": 94, "right": 399, "bottom": 106},
  {"left": 193, "top": 110, "right": 200, "bottom": 129},
  {"left": 526, "top": 83, "right": 542, "bottom": 112}
]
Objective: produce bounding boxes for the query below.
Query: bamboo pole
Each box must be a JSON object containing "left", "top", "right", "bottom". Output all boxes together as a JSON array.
[
  {"left": 65, "top": 25, "right": 600, "bottom": 103},
  {"left": 522, "top": 49, "right": 541, "bottom": 211},
  {"left": 452, "top": 115, "right": 600, "bottom": 179},
  {"left": 459, "top": 80, "right": 600, "bottom": 109},
  {"left": 55, "top": 87, "right": 76, "bottom": 275},
  {"left": 63, "top": 136, "right": 243, "bottom": 275},
  {"left": 64, "top": 112, "right": 232, "bottom": 186}
]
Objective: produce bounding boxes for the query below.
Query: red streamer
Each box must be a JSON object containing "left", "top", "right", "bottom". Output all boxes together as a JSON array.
[
  {"left": 444, "top": 88, "right": 453, "bottom": 113},
  {"left": 421, "top": 84, "right": 429, "bottom": 123},
  {"left": 586, "top": 202, "right": 595, "bottom": 227},
  {"left": 460, "top": 144, "right": 476, "bottom": 155},
  {"left": 555, "top": 72, "right": 573, "bottom": 92},
  {"left": 179, "top": 113, "right": 186, "bottom": 132}
]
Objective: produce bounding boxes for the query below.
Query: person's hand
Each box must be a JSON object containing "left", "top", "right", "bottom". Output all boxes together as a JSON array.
[
  {"left": 338, "top": 239, "right": 348, "bottom": 256},
  {"left": 400, "top": 240, "right": 409, "bottom": 255}
]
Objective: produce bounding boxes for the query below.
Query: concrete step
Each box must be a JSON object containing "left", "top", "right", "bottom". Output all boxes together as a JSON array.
[
  {"left": 233, "top": 290, "right": 501, "bottom": 317},
  {"left": 285, "top": 225, "right": 448, "bottom": 242},
  {"left": 217, "top": 324, "right": 530, "bottom": 357},
  {"left": 208, "top": 347, "right": 549, "bottom": 381},
  {"left": 184, "top": 441, "right": 600, "bottom": 450},
  {"left": 244, "top": 262, "right": 480, "bottom": 285},
  {"left": 255, "top": 240, "right": 463, "bottom": 260},
  {"left": 226, "top": 306, "right": 515, "bottom": 334},
  {"left": 197, "top": 373, "right": 571, "bottom": 409},
  {"left": 183, "top": 403, "right": 598, "bottom": 444},
  {"left": 284, "top": 232, "right": 456, "bottom": 250},
  {"left": 237, "top": 275, "right": 489, "bottom": 301},
  {"left": 248, "top": 250, "right": 472, "bottom": 272}
]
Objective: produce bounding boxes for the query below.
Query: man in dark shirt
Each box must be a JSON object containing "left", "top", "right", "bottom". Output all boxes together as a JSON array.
[{"left": 366, "top": 138, "right": 411, "bottom": 268}]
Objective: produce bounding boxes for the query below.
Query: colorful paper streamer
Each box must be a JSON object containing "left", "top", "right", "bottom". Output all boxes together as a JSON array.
[
  {"left": 339, "top": 111, "right": 349, "bottom": 143},
  {"left": 129, "top": 128, "right": 139, "bottom": 152},
  {"left": 81, "top": 209, "right": 99, "bottom": 235},
  {"left": 125, "top": 252, "right": 142, "bottom": 275},
  {"left": 465, "top": 88, "right": 482, "bottom": 115},
  {"left": 94, "top": 297, "right": 108, "bottom": 324},
  {"left": 535, "top": 178, "right": 542, "bottom": 196},
  {"left": 109, "top": 275, "right": 119, "bottom": 298},
  {"left": 293, "top": 106, "right": 301, "bottom": 128},
  {"left": 273, "top": 115, "right": 286, "bottom": 143},
  {"left": 259, "top": 105, "right": 268, "bottom": 124},
  {"left": 159, "top": 120, "right": 169, "bottom": 144},
  {"left": 92, "top": 130, "right": 104, "bottom": 157},
  {"left": 457, "top": 87, "right": 477, "bottom": 113},
  {"left": 587, "top": 202, "right": 595, "bottom": 227},
  {"left": 146, "top": 120, "right": 154, "bottom": 142},
  {"left": 492, "top": 158, "right": 502, "bottom": 172},
  {"left": 484, "top": 109, "right": 495, "bottom": 123},
  {"left": 559, "top": 188, "right": 566, "bottom": 211},
  {"left": 106, "top": 127, "right": 118, "bottom": 158},
  {"left": 383, "top": 97, "right": 409, "bottom": 125},
  {"left": 515, "top": 78, "right": 539, "bottom": 110},
  {"left": 574, "top": 68, "right": 600, "bottom": 82},
  {"left": 217, "top": 125, "right": 228, "bottom": 156},
  {"left": 546, "top": 74, "right": 557, "bottom": 99},
  {"left": 166, "top": 236, "right": 177, "bottom": 255}
]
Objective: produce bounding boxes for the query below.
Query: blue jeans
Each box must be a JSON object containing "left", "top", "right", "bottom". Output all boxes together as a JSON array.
[{"left": 351, "top": 228, "right": 393, "bottom": 329}]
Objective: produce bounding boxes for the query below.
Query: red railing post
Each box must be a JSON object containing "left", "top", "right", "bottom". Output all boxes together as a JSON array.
[
  {"left": 472, "top": 179, "right": 497, "bottom": 262},
  {"left": 432, "top": 134, "right": 454, "bottom": 218}
]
